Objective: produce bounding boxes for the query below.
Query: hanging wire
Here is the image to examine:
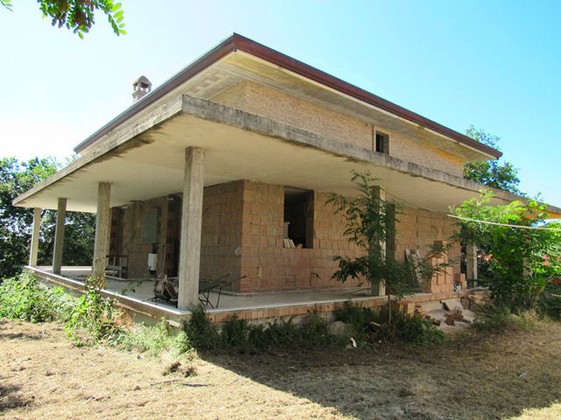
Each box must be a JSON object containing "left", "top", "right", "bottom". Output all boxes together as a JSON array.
[{"left": 381, "top": 190, "right": 560, "bottom": 232}]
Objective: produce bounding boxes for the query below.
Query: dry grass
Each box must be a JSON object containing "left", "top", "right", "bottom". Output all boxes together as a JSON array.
[{"left": 2, "top": 318, "right": 561, "bottom": 419}]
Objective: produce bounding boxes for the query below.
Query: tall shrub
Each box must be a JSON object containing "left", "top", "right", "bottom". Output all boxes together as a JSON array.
[{"left": 453, "top": 191, "right": 561, "bottom": 311}]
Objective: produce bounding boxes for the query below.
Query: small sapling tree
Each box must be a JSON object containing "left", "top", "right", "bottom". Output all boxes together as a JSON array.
[{"left": 328, "top": 171, "right": 413, "bottom": 324}]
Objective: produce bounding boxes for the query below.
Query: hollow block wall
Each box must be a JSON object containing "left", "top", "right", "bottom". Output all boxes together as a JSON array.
[
  {"left": 394, "top": 206, "right": 460, "bottom": 293},
  {"left": 211, "top": 81, "right": 466, "bottom": 177}
]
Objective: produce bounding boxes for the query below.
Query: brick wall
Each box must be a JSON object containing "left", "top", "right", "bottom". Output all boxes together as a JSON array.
[
  {"left": 111, "top": 182, "right": 461, "bottom": 295},
  {"left": 117, "top": 198, "right": 168, "bottom": 279},
  {"left": 394, "top": 206, "right": 460, "bottom": 293},
  {"left": 238, "top": 180, "right": 364, "bottom": 292},
  {"left": 212, "top": 81, "right": 372, "bottom": 151},
  {"left": 200, "top": 181, "right": 244, "bottom": 287},
  {"left": 109, "top": 196, "right": 181, "bottom": 279},
  {"left": 212, "top": 81, "right": 466, "bottom": 177}
]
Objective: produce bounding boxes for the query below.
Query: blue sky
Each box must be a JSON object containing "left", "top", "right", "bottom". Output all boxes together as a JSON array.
[{"left": 1, "top": 1, "right": 560, "bottom": 205}]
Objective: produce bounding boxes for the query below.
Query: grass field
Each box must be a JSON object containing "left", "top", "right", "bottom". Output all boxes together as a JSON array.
[{"left": 2, "top": 318, "right": 561, "bottom": 419}]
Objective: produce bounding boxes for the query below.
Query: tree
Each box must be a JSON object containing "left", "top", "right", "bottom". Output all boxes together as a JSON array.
[
  {"left": 0, "top": 157, "right": 95, "bottom": 279},
  {"left": 1, "top": 0, "right": 125, "bottom": 38},
  {"left": 463, "top": 126, "right": 522, "bottom": 195},
  {"left": 453, "top": 191, "right": 561, "bottom": 311},
  {"left": 1, "top": 157, "right": 56, "bottom": 278},
  {"left": 328, "top": 171, "right": 414, "bottom": 323}
]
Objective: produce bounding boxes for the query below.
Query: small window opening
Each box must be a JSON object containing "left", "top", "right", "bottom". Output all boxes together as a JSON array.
[
  {"left": 375, "top": 132, "right": 390, "bottom": 154},
  {"left": 283, "top": 188, "right": 313, "bottom": 248}
]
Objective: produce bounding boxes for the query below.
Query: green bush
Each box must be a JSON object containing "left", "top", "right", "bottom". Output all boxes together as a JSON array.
[
  {"left": 334, "top": 301, "right": 379, "bottom": 343},
  {"left": 300, "top": 310, "right": 336, "bottom": 346},
  {"left": 182, "top": 306, "right": 221, "bottom": 350},
  {"left": 222, "top": 315, "right": 250, "bottom": 348},
  {"left": 65, "top": 278, "right": 126, "bottom": 346},
  {"left": 473, "top": 305, "right": 538, "bottom": 332},
  {"left": 258, "top": 318, "right": 300, "bottom": 347},
  {"left": 539, "top": 282, "right": 561, "bottom": 319},
  {"left": 121, "top": 318, "right": 191, "bottom": 356},
  {"left": 335, "top": 301, "right": 447, "bottom": 345},
  {"left": 392, "top": 312, "right": 447, "bottom": 345},
  {"left": 0, "top": 271, "right": 74, "bottom": 322}
]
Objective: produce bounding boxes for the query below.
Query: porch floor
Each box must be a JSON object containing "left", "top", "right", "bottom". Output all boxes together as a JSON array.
[
  {"left": 44, "top": 266, "right": 375, "bottom": 310},
  {"left": 32, "top": 266, "right": 462, "bottom": 324}
]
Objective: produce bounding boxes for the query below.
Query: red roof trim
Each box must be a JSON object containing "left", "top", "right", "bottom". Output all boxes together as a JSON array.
[{"left": 75, "top": 33, "right": 501, "bottom": 159}]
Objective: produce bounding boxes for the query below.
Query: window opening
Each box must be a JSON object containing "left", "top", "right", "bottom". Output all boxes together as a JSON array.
[
  {"left": 283, "top": 188, "right": 313, "bottom": 248},
  {"left": 375, "top": 132, "right": 390, "bottom": 154}
]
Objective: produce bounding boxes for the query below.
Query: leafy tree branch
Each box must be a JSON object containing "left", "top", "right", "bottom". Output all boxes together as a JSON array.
[{"left": 1, "top": 0, "right": 126, "bottom": 38}]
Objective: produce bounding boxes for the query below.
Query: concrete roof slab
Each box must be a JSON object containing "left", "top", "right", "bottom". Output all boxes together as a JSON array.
[{"left": 14, "top": 95, "right": 561, "bottom": 218}]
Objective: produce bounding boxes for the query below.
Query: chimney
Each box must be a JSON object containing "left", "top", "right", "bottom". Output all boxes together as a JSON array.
[{"left": 132, "top": 75, "right": 152, "bottom": 102}]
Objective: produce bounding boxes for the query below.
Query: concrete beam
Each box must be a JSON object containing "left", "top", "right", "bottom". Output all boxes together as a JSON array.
[
  {"left": 93, "top": 182, "right": 111, "bottom": 279},
  {"left": 178, "top": 147, "right": 205, "bottom": 310},
  {"left": 28, "top": 208, "right": 42, "bottom": 267},
  {"left": 52, "top": 198, "right": 67, "bottom": 275}
]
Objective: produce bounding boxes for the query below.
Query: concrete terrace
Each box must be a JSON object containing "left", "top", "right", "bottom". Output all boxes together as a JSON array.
[{"left": 29, "top": 266, "right": 461, "bottom": 325}]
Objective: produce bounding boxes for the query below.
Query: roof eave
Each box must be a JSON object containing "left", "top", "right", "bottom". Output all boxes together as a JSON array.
[{"left": 74, "top": 33, "right": 501, "bottom": 159}]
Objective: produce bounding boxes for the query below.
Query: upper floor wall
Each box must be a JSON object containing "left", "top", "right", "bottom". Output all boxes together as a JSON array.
[{"left": 211, "top": 80, "right": 467, "bottom": 177}]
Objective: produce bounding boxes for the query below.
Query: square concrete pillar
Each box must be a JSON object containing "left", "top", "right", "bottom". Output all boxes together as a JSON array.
[
  {"left": 466, "top": 242, "right": 478, "bottom": 286},
  {"left": 370, "top": 186, "right": 386, "bottom": 297},
  {"left": 92, "top": 182, "right": 112, "bottom": 279},
  {"left": 178, "top": 147, "right": 205, "bottom": 310},
  {"left": 28, "top": 208, "right": 42, "bottom": 267},
  {"left": 52, "top": 198, "right": 67, "bottom": 275}
]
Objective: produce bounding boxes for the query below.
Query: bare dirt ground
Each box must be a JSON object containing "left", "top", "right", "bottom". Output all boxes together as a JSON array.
[{"left": 2, "top": 319, "right": 561, "bottom": 419}]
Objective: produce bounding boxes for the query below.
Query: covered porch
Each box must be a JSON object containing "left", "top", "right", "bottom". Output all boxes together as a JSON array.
[{"left": 14, "top": 96, "right": 528, "bottom": 313}]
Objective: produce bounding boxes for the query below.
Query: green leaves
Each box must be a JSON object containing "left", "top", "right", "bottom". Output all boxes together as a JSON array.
[
  {"left": 463, "top": 126, "right": 522, "bottom": 195},
  {"left": 328, "top": 171, "right": 415, "bottom": 307},
  {"left": 0, "top": 157, "right": 95, "bottom": 279},
  {"left": 452, "top": 191, "right": 561, "bottom": 311},
  {"left": 0, "top": 157, "right": 58, "bottom": 278},
  {"left": 3, "top": 1, "right": 126, "bottom": 38},
  {"left": 0, "top": 0, "right": 13, "bottom": 11}
]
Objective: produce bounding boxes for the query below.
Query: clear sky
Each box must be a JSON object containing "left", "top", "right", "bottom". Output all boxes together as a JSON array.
[{"left": 1, "top": 1, "right": 560, "bottom": 205}]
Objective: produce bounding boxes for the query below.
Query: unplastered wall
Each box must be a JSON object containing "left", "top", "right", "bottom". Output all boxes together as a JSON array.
[
  {"left": 212, "top": 81, "right": 372, "bottom": 150},
  {"left": 199, "top": 181, "right": 244, "bottom": 288},
  {"left": 212, "top": 81, "right": 468, "bottom": 177},
  {"left": 238, "top": 180, "right": 364, "bottom": 292},
  {"left": 394, "top": 205, "right": 460, "bottom": 292},
  {"left": 117, "top": 197, "right": 169, "bottom": 279},
  {"left": 389, "top": 130, "right": 465, "bottom": 177}
]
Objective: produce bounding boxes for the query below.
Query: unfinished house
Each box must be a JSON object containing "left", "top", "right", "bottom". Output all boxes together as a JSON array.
[{"left": 14, "top": 34, "right": 546, "bottom": 322}]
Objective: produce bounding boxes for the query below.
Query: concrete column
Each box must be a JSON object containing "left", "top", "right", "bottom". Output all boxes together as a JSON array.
[
  {"left": 92, "top": 182, "right": 112, "bottom": 279},
  {"left": 52, "top": 198, "right": 67, "bottom": 275},
  {"left": 466, "top": 242, "right": 478, "bottom": 286},
  {"left": 178, "top": 147, "right": 205, "bottom": 310},
  {"left": 28, "top": 208, "right": 42, "bottom": 267},
  {"left": 370, "top": 186, "right": 386, "bottom": 297}
]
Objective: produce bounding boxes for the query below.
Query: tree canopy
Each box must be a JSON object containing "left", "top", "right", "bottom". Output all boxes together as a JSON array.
[
  {"left": 463, "top": 126, "right": 522, "bottom": 195},
  {"left": 0, "top": 157, "right": 95, "bottom": 279},
  {"left": 1, "top": 0, "right": 125, "bottom": 38}
]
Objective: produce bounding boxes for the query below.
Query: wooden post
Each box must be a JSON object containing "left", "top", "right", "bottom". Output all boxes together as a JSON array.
[
  {"left": 177, "top": 147, "right": 205, "bottom": 310},
  {"left": 52, "top": 198, "right": 67, "bottom": 275},
  {"left": 92, "top": 182, "right": 111, "bottom": 279},
  {"left": 28, "top": 208, "right": 41, "bottom": 267}
]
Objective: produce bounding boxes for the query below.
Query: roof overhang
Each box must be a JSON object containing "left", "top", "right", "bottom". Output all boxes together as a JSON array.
[
  {"left": 73, "top": 33, "right": 501, "bottom": 161},
  {"left": 16, "top": 96, "right": 557, "bottom": 219}
]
